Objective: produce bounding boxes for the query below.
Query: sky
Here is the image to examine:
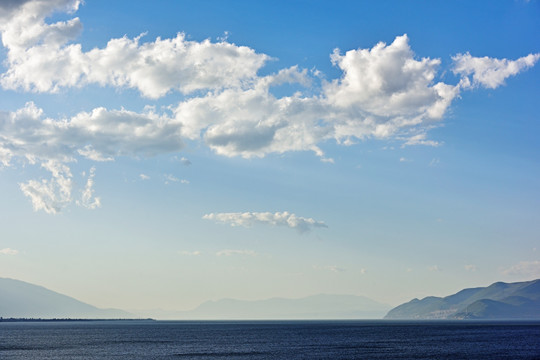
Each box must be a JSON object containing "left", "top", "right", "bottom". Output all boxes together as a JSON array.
[{"left": 0, "top": 0, "right": 539, "bottom": 312}]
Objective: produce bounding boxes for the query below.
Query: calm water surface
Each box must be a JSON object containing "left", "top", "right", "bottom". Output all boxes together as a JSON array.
[{"left": 1, "top": 320, "right": 539, "bottom": 359}]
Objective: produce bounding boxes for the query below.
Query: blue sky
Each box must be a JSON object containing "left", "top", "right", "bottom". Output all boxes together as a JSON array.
[{"left": 0, "top": 0, "right": 539, "bottom": 312}]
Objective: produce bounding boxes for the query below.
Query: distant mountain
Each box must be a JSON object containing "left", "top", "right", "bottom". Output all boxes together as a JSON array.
[
  {"left": 0, "top": 277, "right": 132, "bottom": 319},
  {"left": 385, "top": 279, "right": 540, "bottom": 320},
  {"left": 136, "top": 294, "right": 391, "bottom": 320}
]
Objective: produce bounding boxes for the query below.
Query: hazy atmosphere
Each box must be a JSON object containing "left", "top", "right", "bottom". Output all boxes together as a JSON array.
[{"left": 0, "top": 0, "right": 539, "bottom": 314}]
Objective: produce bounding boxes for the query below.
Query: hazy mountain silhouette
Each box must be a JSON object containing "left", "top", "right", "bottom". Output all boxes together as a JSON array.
[
  {"left": 0, "top": 277, "right": 132, "bottom": 319},
  {"left": 385, "top": 279, "right": 540, "bottom": 320},
  {"left": 135, "top": 294, "right": 391, "bottom": 320}
]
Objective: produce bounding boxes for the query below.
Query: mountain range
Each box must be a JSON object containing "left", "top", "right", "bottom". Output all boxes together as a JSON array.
[
  {"left": 136, "top": 294, "right": 391, "bottom": 320},
  {"left": 3, "top": 277, "right": 539, "bottom": 320},
  {"left": 385, "top": 279, "right": 540, "bottom": 320},
  {"left": 0, "top": 277, "right": 390, "bottom": 320}
]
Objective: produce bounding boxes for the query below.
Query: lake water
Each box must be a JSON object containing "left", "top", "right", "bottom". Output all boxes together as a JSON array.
[{"left": 1, "top": 320, "right": 539, "bottom": 359}]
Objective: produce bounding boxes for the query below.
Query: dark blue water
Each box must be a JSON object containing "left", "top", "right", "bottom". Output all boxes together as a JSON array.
[{"left": 1, "top": 320, "right": 539, "bottom": 359}]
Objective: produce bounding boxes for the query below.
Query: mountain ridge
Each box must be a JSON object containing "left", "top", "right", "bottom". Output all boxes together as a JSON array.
[
  {"left": 0, "top": 277, "right": 132, "bottom": 319},
  {"left": 385, "top": 279, "right": 540, "bottom": 320}
]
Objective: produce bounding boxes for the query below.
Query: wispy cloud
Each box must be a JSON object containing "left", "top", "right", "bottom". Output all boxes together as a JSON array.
[
  {"left": 216, "top": 249, "right": 257, "bottom": 257},
  {"left": 179, "top": 250, "right": 201, "bottom": 256},
  {"left": 78, "top": 167, "right": 101, "bottom": 210},
  {"left": 0, "top": 248, "right": 19, "bottom": 255},
  {"left": 164, "top": 174, "right": 189, "bottom": 184},
  {"left": 501, "top": 260, "right": 540, "bottom": 277},
  {"left": 464, "top": 264, "right": 477, "bottom": 272},
  {"left": 19, "top": 160, "right": 73, "bottom": 214},
  {"left": 403, "top": 134, "right": 441, "bottom": 147},
  {"left": 314, "top": 265, "right": 346, "bottom": 273},
  {"left": 203, "top": 211, "right": 327, "bottom": 233}
]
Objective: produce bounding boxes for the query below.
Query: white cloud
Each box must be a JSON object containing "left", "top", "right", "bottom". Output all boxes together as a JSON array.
[
  {"left": 203, "top": 211, "right": 327, "bottom": 233},
  {"left": 77, "top": 146, "right": 114, "bottom": 162},
  {"left": 78, "top": 166, "right": 101, "bottom": 210},
  {"left": 464, "top": 264, "right": 477, "bottom": 272},
  {"left": 325, "top": 35, "right": 460, "bottom": 142},
  {"left": 164, "top": 174, "right": 188, "bottom": 184},
  {"left": 179, "top": 250, "right": 201, "bottom": 256},
  {"left": 0, "top": 247, "right": 19, "bottom": 255},
  {"left": 501, "top": 260, "right": 540, "bottom": 277},
  {"left": 403, "top": 133, "right": 440, "bottom": 147},
  {"left": 314, "top": 265, "right": 346, "bottom": 273},
  {"left": 0, "top": 146, "right": 12, "bottom": 166},
  {"left": 0, "top": 102, "right": 184, "bottom": 165},
  {"left": 428, "top": 265, "right": 441, "bottom": 272},
  {"left": 320, "top": 157, "right": 335, "bottom": 164},
  {"left": 0, "top": 1, "right": 268, "bottom": 98},
  {"left": 1, "top": 2, "right": 538, "bottom": 214},
  {"left": 139, "top": 174, "right": 150, "bottom": 180},
  {"left": 1, "top": 102, "right": 183, "bottom": 212},
  {"left": 216, "top": 249, "right": 257, "bottom": 257},
  {"left": 19, "top": 159, "right": 73, "bottom": 214},
  {"left": 164, "top": 174, "right": 179, "bottom": 183},
  {"left": 174, "top": 67, "right": 328, "bottom": 158},
  {"left": 453, "top": 52, "right": 540, "bottom": 89}
]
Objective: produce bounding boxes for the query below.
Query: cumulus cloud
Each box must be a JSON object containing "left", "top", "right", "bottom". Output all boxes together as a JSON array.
[
  {"left": 174, "top": 67, "right": 328, "bottom": 158},
  {"left": 0, "top": 247, "right": 19, "bottom": 255},
  {"left": 216, "top": 249, "right": 257, "bottom": 257},
  {"left": 0, "top": 102, "right": 184, "bottom": 165},
  {"left": 453, "top": 52, "right": 540, "bottom": 89},
  {"left": 0, "top": 1, "right": 268, "bottom": 98},
  {"left": 501, "top": 260, "right": 540, "bottom": 277},
  {"left": 325, "top": 35, "right": 460, "bottom": 142},
  {"left": 203, "top": 211, "right": 327, "bottom": 233},
  {"left": 1, "top": 1, "right": 538, "bottom": 213},
  {"left": 1, "top": 101, "right": 183, "bottom": 212}
]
